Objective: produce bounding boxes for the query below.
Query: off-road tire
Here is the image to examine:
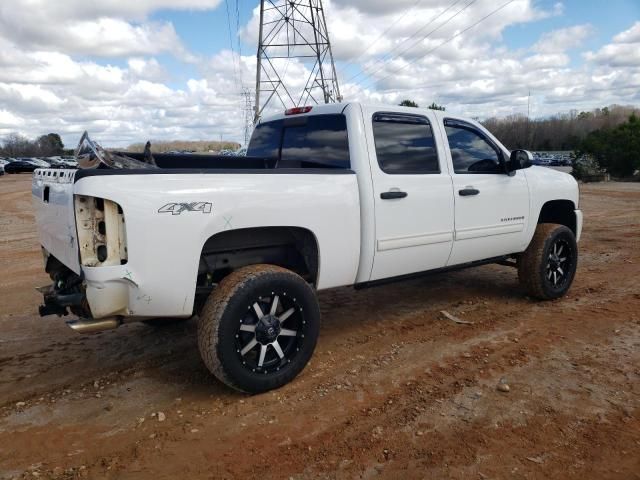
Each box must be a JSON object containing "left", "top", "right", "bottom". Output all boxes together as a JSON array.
[
  {"left": 197, "top": 264, "right": 320, "bottom": 393},
  {"left": 518, "top": 223, "right": 578, "bottom": 300}
]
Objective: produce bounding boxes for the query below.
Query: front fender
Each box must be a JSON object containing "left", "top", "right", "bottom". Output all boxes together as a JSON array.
[{"left": 523, "top": 166, "right": 581, "bottom": 248}]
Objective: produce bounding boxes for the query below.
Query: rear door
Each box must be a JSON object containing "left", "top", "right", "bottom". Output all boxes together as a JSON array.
[
  {"left": 364, "top": 108, "right": 455, "bottom": 281},
  {"left": 440, "top": 118, "right": 530, "bottom": 266}
]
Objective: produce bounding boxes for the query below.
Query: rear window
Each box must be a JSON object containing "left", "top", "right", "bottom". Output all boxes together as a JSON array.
[{"left": 247, "top": 114, "right": 350, "bottom": 169}]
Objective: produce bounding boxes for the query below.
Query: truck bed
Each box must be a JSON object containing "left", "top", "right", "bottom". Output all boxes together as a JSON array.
[{"left": 119, "top": 152, "right": 349, "bottom": 171}]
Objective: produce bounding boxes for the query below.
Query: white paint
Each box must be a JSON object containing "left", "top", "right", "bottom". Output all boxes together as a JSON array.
[{"left": 32, "top": 102, "right": 583, "bottom": 321}]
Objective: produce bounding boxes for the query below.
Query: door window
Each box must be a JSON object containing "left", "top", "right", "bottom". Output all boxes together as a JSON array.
[
  {"left": 444, "top": 120, "right": 503, "bottom": 174},
  {"left": 372, "top": 113, "right": 440, "bottom": 174}
]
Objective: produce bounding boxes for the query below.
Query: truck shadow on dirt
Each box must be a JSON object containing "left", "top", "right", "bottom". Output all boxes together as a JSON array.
[
  {"left": 1, "top": 264, "right": 530, "bottom": 408},
  {"left": 125, "top": 265, "right": 527, "bottom": 390}
]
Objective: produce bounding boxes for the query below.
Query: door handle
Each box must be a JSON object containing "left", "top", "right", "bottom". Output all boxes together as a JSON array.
[
  {"left": 380, "top": 191, "right": 408, "bottom": 200},
  {"left": 458, "top": 188, "right": 480, "bottom": 197}
]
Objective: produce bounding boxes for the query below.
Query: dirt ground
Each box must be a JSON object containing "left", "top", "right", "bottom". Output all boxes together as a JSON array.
[{"left": 1, "top": 174, "right": 639, "bottom": 480}]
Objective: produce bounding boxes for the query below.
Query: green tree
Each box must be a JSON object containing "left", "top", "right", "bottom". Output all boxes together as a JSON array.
[
  {"left": 399, "top": 99, "right": 419, "bottom": 108},
  {"left": 579, "top": 114, "right": 640, "bottom": 177},
  {"left": 427, "top": 102, "right": 446, "bottom": 111},
  {"left": 37, "top": 133, "right": 65, "bottom": 156}
]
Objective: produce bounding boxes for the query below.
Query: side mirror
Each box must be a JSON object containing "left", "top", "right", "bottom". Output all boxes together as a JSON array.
[{"left": 507, "top": 149, "right": 533, "bottom": 174}]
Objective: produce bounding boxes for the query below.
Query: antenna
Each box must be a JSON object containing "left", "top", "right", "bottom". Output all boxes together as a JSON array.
[{"left": 254, "top": 0, "right": 342, "bottom": 123}]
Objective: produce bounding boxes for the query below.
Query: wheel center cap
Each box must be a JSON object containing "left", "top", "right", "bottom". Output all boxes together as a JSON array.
[{"left": 255, "top": 314, "right": 281, "bottom": 344}]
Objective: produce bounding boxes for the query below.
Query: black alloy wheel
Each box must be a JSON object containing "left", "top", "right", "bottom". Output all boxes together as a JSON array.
[{"left": 198, "top": 264, "right": 320, "bottom": 393}]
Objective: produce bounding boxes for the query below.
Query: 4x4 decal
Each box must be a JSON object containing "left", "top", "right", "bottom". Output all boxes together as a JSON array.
[{"left": 158, "top": 202, "right": 212, "bottom": 215}]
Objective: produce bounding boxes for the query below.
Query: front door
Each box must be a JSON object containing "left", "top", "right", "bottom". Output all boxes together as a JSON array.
[
  {"left": 366, "top": 109, "right": 455, "bottom": 281},
  {"left": 442, "top": 118, "right": 530, "bottom": 266}
]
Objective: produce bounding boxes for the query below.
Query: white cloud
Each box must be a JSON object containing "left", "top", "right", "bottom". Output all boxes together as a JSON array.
[
  {"left": 0, "top": 16, "right": 188, "bottom": 58},
  {"left": 0, "top": 0, "right": 216, "bottom": 59},
  {"left": 128, "top": 58, "right": 167, "bottom": 81},
  {"left": 585, "top": 22, "right": 640, "bottom": 67},
  {"left": 524, "top": 53, "right": 570, "bottom": 69},
  {"left": 0, "top": 110, "right": 25, "bottom": 128},
  {"left": 613, "top": 21, "right": 640, "bottom": 43},
  {"left": 0, "top": 1, "right": 224, "bottom": 22},
  {"left": 0, "top": 1, "right": 639, "bottom": 149},
  {"left": 0, "top": 84, "right": 66, "bottom": 114},
  {"left": 533, "top": 24, "right": 593, "bottom": 53}
]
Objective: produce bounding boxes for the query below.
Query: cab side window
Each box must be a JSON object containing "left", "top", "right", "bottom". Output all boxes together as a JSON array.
[
  {"left": 445, "top": 120, "right": 503, "bottom": 174},
  {"left": 372, "top": 113, "right": 440, "bottom": 174}
]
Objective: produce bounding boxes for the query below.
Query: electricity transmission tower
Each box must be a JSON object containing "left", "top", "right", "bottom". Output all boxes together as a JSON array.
[
  {"left": 241, "top": 88, "right": 254, "bottom": 147},
  {"left": 254, "top": 0, "right": 342, "bottom": 122}
]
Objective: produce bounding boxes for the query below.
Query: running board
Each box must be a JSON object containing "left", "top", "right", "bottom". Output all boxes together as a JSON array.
[{"left": 354, "top": 255, "right": 512, "bottom": 290}]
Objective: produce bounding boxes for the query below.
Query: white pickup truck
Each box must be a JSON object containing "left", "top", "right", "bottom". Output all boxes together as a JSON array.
[{"left": 32, "top": 102, "right": 582, "bottom": 393}]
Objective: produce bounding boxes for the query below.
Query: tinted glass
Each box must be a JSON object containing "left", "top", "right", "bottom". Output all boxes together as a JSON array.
[
  {"left": 445, "top": 123, "right": 502, "bottom": 174},
  {"left": 372, "top": 114, "right": 440, "bottom": 174},
  {"left": 280, "top": 115, "right": 350, "bottom": 168},
  {"left": 247, "top": 114, "right": 350, "bottom": 169},
  {"left": 246, "top": 121, "right": 282, "bottom": 158}
]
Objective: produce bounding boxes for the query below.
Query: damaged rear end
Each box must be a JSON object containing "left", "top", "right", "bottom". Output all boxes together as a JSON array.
[{"left": 33, "top": 133, "right": 151, "bottom": 333}]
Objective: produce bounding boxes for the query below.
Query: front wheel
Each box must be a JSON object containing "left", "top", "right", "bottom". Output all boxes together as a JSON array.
[
  {"left": 197, "top": 264, "right": 320, "bottom": 393},
  {"left": 518, "top": 223, "right": 578, "bottom": 300}
]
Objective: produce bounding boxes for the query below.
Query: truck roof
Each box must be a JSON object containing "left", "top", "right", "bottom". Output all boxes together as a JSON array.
[
  {"left": 258, "top": 102, "right": 460, "bottom": 125},
  {"left": 259, "top": 102, "right": 351, "bottom": 123}
]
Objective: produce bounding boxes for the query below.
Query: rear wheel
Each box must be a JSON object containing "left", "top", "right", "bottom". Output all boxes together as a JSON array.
[
  {"left": 197, "top": 264, "right": 320, "bottom": 393},
  {"left": 518, "top": 223, "right": 578, "bottom": 300}
]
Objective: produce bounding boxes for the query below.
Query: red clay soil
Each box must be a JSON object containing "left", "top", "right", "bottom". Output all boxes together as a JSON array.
[{"left": 0, "top": 174, "right": 638, "bottom": 479}]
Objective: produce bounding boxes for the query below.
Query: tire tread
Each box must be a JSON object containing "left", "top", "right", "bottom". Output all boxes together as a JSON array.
[
  {"left": 518, "top": 223, "right": 576, "bottom": 300},
  {"left": 197, "top": 264, "right": 304, "bottom": 392}
]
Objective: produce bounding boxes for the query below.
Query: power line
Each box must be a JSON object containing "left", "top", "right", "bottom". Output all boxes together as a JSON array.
[
  {"left": 224, "top": 0, "right": 242, "bottom": 89},
  {"left": 373, "top": 0, "right": 517, "bottom": 88},
  {"left": 344, "top": 0, "right": 467, "bottom": 84},
  {"left": 349, "top": 0, "right": 478, "bottom": 89},
  {"left": 337, "top": 0, "right": 424, "bottom": 76},
  {"left": 235, "top": 0, "right": 243, "bottom": 65}
]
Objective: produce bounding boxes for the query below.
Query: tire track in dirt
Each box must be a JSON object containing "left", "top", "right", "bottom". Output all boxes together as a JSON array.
[{"left": 1, "top": 175, "right": 640, "bottom": 479}]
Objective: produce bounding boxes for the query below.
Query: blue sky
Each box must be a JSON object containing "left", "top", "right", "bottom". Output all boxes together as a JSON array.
[
  {"left": 0, "top": 0, "right": 639, "bottom": 146},
  {"left": 504, "top": 0, "right": 638, "bottom": 46}
]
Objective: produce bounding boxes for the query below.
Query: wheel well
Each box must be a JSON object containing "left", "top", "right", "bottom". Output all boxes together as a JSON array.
[
  {"left": 538, "top": 200, "right": 576, "bottom": 234},
  {"left": 197, "top": 227, "right": 319, "bottom": 290}
]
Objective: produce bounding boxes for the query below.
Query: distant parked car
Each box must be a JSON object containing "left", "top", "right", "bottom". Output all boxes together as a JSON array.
[
  {"left": 44, "top": 157, "right": 68, "bottom": 168},
  {"left": 4, "top": 159, "right": 47, "bottom": 173},
  {"left": 0, "top": 163, "right": 4, "bottom": 176},
  {"left": 30, "top": 158, "right": 51, "bottom": 168},
  {"left": 58, "top": 156, "right": 79, "bottom": 169}
]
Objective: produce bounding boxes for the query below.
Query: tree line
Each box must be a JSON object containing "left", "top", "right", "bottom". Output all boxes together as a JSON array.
[
  {"left": 481, "top": 105, "right": 639, "bottom": 152},
  {"left": 400, "top": 101, "right": 639, "bottom": 178},
  {"left": 483, "top": 105, "right": 639, "bottom": 177},
  {"left": 0, "top": 132, "right": 67, "bottom": 157},
  {"left": 4, "top": 103, "right": 639, "bottom": 176}
]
